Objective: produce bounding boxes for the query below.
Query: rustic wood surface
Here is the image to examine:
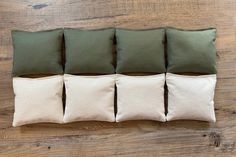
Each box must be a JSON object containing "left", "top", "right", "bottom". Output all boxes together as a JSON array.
[{"left": 0, "top": 0, "right": 236, "bottom": 156}]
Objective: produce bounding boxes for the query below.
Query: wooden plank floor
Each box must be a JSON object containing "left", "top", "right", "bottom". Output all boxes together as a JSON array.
[{"left": 0, "top": 0, "right": 236, "bottom": 156}]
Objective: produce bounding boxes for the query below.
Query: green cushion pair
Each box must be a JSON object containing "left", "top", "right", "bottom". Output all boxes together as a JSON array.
[
  {"left": 12, "top": 28, "right": 115, "bottom": 76},
  {"left": 12, "top": 27, "right": 217, "bottom": 76},
  {"left": 116, "top": 28, "right": 216, "bottom": 74}
]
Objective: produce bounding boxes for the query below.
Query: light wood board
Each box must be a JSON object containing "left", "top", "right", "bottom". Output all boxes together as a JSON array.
[{"left": 0, "top": 0, "right": 236, "bottom": 156}]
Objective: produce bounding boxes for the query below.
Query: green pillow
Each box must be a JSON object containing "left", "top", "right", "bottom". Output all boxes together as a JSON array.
[
  {"left": 64, "top": 28, "right": 115, "bottom": 74},
  {"left": 116, "top": 28, "right": 166, "bottom": 73},
  {"left": 12, "top": 29, "right": 64, "bottom": 76},
  {"left": 166, "top": 28, "right": 217, "bottom": 74}
]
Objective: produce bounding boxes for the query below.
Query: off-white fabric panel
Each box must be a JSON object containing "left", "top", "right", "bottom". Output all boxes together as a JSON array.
[
  {"left": 63, "top": 74, "right": 115, "bottom": 123},
  {"left": 116, "top": 74, "right": 166, "bottom": 122},
  {"left": 166, "top": 73, "right": 217, "bottom": 122},
  {"left": 13, "top": 75, "right": 64, "bottom": 127}
]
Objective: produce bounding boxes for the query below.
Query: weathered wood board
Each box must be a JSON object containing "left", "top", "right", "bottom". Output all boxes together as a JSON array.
[{"left": 0, "top": 0, "right": 236, "bottom": 156}]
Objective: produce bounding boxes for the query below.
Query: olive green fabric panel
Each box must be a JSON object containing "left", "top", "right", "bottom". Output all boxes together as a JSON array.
[
  {"left": 64, "top": 28, "right": 115, "bottom": 74},
  {"left": 116, "top": 29, "right": 166, "bottom": 73},
  {"left": 12, "top": 29, "right": 64, "bottom": 76},
  {"left": 166, "top": 28, "right": 217, "bottom": 74}
]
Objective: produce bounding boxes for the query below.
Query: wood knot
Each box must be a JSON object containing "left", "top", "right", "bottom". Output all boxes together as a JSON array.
[
  {"left": 32, "top": 4, "right": 48, "bottom": 10},
  {"left": 209, "top": 132, "right": 221, "bottom": 147},
  {"left": 221, "top": 141, "right": 235, "bottom": 153}
]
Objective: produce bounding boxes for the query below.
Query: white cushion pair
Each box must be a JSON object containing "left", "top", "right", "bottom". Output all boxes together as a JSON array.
[
  {"left": 116, "top": 73, "right": 217, "bottom": 122},
  {"left": 12, "top": 73, "right": 216, "bottom": 126},
  {"left": 65, "top": 74, "right": 164, "bottom": 123},
  {"left": 13, "top": 75, "right": 116, "bottom": 127}
]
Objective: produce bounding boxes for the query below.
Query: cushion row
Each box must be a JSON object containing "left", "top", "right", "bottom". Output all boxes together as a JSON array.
[
  {"left": 12, "top": 74, "right": 217, "bottom": 127},
  {"left": 12, "top": 28, "right": 216, "bottom": 76}
]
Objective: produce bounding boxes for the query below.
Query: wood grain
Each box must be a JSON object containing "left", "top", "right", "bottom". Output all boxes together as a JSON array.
[{"left": 0, "top": 0, "right": 236, "bottom": 156}]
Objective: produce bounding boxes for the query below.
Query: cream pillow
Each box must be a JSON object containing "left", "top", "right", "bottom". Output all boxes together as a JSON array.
[
  {"left": 166, "top": 73, "right": 217, "bottom": 122},
  {"left": 63, "top": 74, "right": 115, "bottom": 123},
  {"left": 116, "top": 74, "right": 166, "bottom": 122},
  {"left": 12, "top": 75, "right": 64, "bottom": 127}
]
